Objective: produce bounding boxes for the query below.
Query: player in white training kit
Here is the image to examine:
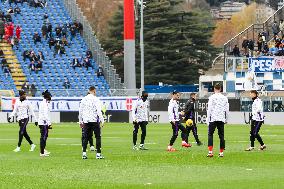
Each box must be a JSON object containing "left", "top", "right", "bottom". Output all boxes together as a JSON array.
[
  {"left": 38, "top": 90, "right": 52, "bottom": 157},
  {"left": 206, "top": 83, "right": 229, "bottom": 158},
  {"left": 167, "top": 91, "right": 191, "bottom": 152},
  {"left": 245, "top": 90, "right": 266, "bottom": 151},
  {"left": 79, "top": 86, "right": 105, "bottom": 160},
  {"left": 9, "top": 90, "right": 37, "bottom": 152},
  {"left": 132, "top": 91, "right": 149, "bottom": 150}
]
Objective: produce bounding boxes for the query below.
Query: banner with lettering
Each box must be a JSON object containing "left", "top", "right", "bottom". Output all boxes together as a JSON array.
[
  {"left": 1, "top": 97, "right": 138, "bottom": 112},
  {"left": 249, "top": 57, "right": 284, "bottom": 72}
]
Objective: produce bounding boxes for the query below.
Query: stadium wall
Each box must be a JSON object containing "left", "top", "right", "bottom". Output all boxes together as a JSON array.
[
  {"left": 2, "top": 97, "right": 284, "bottom": 125},
  {"left": 0, "top": 112, "right": 60, "bottom": 123}
]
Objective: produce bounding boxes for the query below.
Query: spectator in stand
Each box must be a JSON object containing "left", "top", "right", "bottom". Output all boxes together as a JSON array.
[
  {"left": 232, "top": 45, "right": 240, "bottom": 57},
  {"left": 97, "top": 65, "right": 104, "bottom": 77},
  {"left": 0, "top": 11, "right": 4, "bottom": 20},
  {"left": 33, "top": 32, "right": 41, "bottom": 44},
  {"left": 70, "top": 24, "right": 76, "bottom": 41},
  {"left": 21, "top": 82, "right": 29, "bottom": 93},
  {"left": 39, "top": 0, "right": 47, "bottom": 8},
  {"left": 23, "top": 50, "right": 30, "bottom": 61},
  {"left": 275, "top": 36, "right": 282, "bottom": 48},
  {"left": 63, "top": 79, "right": 70, "bottom": 89},
  {"left": 41, "top": 23, "right": 47, "bottom": 39},
  {"left": 4, "top": 24, "right": 9, "bottom": 41},
  {"left": 1, "top": 58, "right": 8, "bottom": 68},
  {"left": 8, "top": 23, "right": 14, "bottom": 40},
  {"left": 0, "top": 49, "right": 4, "bottom": 58},
  {"left": 276, "top": 44, "right": 284, "bottom": 56},
  {"left": 257, "top": 34, "right": 263, "bottom": 52},
  {"left": 47, "top": 22, "right": 52, "bottom": 37},
  {"left": 269, "top": 45, "right": 279, "bottom": 55},
  {"left": 30, "top": 84, "right": 37, "bottom": 97},
  {"left": 59, "top": 44, "right": 66, "bottom": 56},
  {"left": 62, "top": 36, "right": 68, "bottom": 46},
  {"left": 15, "top": 0, "right": 24, "bottom": 5},
  {"left": 29, "top": 61, "right": 36, "bottom": 72},
  {"left": 15, "top": 25, "right": 21, "bottom": 40},
  {"left": 263, "top": 42, "right": 269, "bottom": 54},
  {"left": 242, "top": 37, "right": 249, "bottom": 56},
  {"left": 36, "top": 61, "right": 43, "bottom": 71},
  {"left": 7, "top": 7, "right": 14, "bottom": 14},
  {"left": 43, "top": 13, "right": 48, "bottom": 21},
  {"left": 248, "top": 40, "right": 254, "bottom": 56},
  {"left": 48, "top": 37, "right": 55, "bottom": 49},
  {"left": 78, "top": 22, "right": 83, "bottom": 35},
  {"left": 86, "top": 49, "right": 93, "bottom": 59},
  {"left": 0, "top": 19, "right": 4, "bottom": 41},
  {"left": 71, "top": 57, "right": 81, "bottom": 69},
  {"left": 35, "top": 0, "right": 41, "bottom": 7},
  {"left": 83, "top": 57, "right": 93, "bottom": 70},
  {"left": 55, "top": 24, "right": 62, "bottom": 37},
  {"left": 11, "top": 36, "right": 19, "bottom": 49},
  {"left": 30, "top": 51, "right": 38, "bottom": 62},
  {"left": 37, "top": 51, "right": 45, "bottom": 61},
  {"left": 62, "top": 24, "right": 67, "bottom": 37},
  {"left": 5, "top": 13, "right": 12, "bottom": 22},
  {"left": 14, "top": 6, "right": 21, "bottom": 15},
  {"left": 3, "top": 66, "right": 10, "bottom": 78},
  {"left": 54, "top": 42, "right": 60, "bottom": 57},
  {"left": 272, "top": 21, "right": 280, "bottom": 37}
]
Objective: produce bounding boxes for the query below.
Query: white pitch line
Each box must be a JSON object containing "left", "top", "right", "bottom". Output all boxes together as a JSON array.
[
  {"left": 246, "top": 169, "right": 253, "bottom": 171},
  {"left": 0, "top": 139, "right": 16, "bottom": 141},
  {"left": 144, "top": 142, "right": 156, "bottom": 145},
  {"left": 49, "top": 138, "right": 75, "bottom": 140},
  {"left": 104, "top": 137, "right": 120, "bottom": 139},
  {"left": 144, "top": 183, "right": 152, "bottom": 185},
  {"left": 262, "top": 135, "right": 278, "bottom": 137},
  {"left": 57, "top": 144, "right": 81, "bottom": 146},
  {"left": 230, "top": 141, "right": 248, "bottom": 143}
]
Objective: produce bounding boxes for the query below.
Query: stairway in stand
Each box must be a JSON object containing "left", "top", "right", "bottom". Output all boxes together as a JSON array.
[{"left": 0, "top": 42, "right": 26, "bottom": 90}]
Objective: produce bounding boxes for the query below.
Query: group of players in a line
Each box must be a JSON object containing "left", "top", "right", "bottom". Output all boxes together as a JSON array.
[{"left": 8, "top": 83, "right": 266, "bottom": 159}]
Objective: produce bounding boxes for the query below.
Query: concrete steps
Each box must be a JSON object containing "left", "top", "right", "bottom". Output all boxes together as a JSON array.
[{"left": 0, "top": 42, "right": 26, "bottom": 90}]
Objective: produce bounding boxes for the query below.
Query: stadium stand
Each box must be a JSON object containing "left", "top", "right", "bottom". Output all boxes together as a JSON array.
[{"left": 0, "top": 0, "right": 110, "bottom": 97}]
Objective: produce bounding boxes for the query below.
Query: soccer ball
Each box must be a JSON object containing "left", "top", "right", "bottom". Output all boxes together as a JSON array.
[{"left": 185, "top": 119, "right": 193, "bottom": 127}]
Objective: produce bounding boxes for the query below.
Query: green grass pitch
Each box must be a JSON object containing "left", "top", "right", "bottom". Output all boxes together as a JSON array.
[{"left": 0, "top": 123, "right": 283, "bottom": 189}]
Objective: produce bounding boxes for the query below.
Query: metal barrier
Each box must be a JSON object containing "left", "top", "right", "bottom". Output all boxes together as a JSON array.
[
  {"left": 109, "top": 89, "right": 141, "bottom": 96},
  {"left": 0, "top": 90, "right": 15, "bottom": 97},
  {"left": 62, "top": 0, "right": 125, "bottom": 90},
  {"left": 225, "top": 57, "right": 249, "bottom": 72},
  {"left": 31, "top": 89, "right": 142, "bottom": 97}
]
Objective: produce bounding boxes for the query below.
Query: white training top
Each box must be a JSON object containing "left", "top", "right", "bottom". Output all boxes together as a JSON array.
[
  {"left": 168, "top": 98, "right": 180, "bottom": 122},
  {"left": 9, "top": 99, "right": 37, "bottom": 121},
  {"left": 206, "top": 93, "right": 229, "bottom": 124},
  {"left": 38, "top": 99, "right": 51, "bottom": 125},
  {"left": 78, "top": 94, "right": 104, "bottom": 124},
  {"left": 132, "top": 98, "right": 149, "bottom": 122},
  {"left": 251, "top": 97, "right": 264, "bottom": 121}
]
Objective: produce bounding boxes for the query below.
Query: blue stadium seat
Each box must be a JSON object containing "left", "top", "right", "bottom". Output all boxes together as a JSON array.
[{"left": 0, "top": 0, "right": 110, "bottom": 96}]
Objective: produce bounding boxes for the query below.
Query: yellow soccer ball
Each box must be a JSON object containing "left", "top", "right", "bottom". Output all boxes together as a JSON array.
[{"left": 185, "top": 119, "right": 193, "bottom": 127}]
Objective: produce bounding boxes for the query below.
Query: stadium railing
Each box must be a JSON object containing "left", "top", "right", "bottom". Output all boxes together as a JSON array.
[
  {"left": 0, "top": 90, "right": 15, "bottom": 97},
  {"left": 224, "top": 5, "right": 284, "bottom": 61},
  {"left": 0, "top": 90, "right": 15, "bottom": 111},
  {"left": 225, "top": 57, "right": 249, "bottom": 72},
  {"left": 29, "top": 89, "right": 141, "bottom": 97},
  {"left": 62, "top": 0, "right": 125, "bottom": 90}
]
